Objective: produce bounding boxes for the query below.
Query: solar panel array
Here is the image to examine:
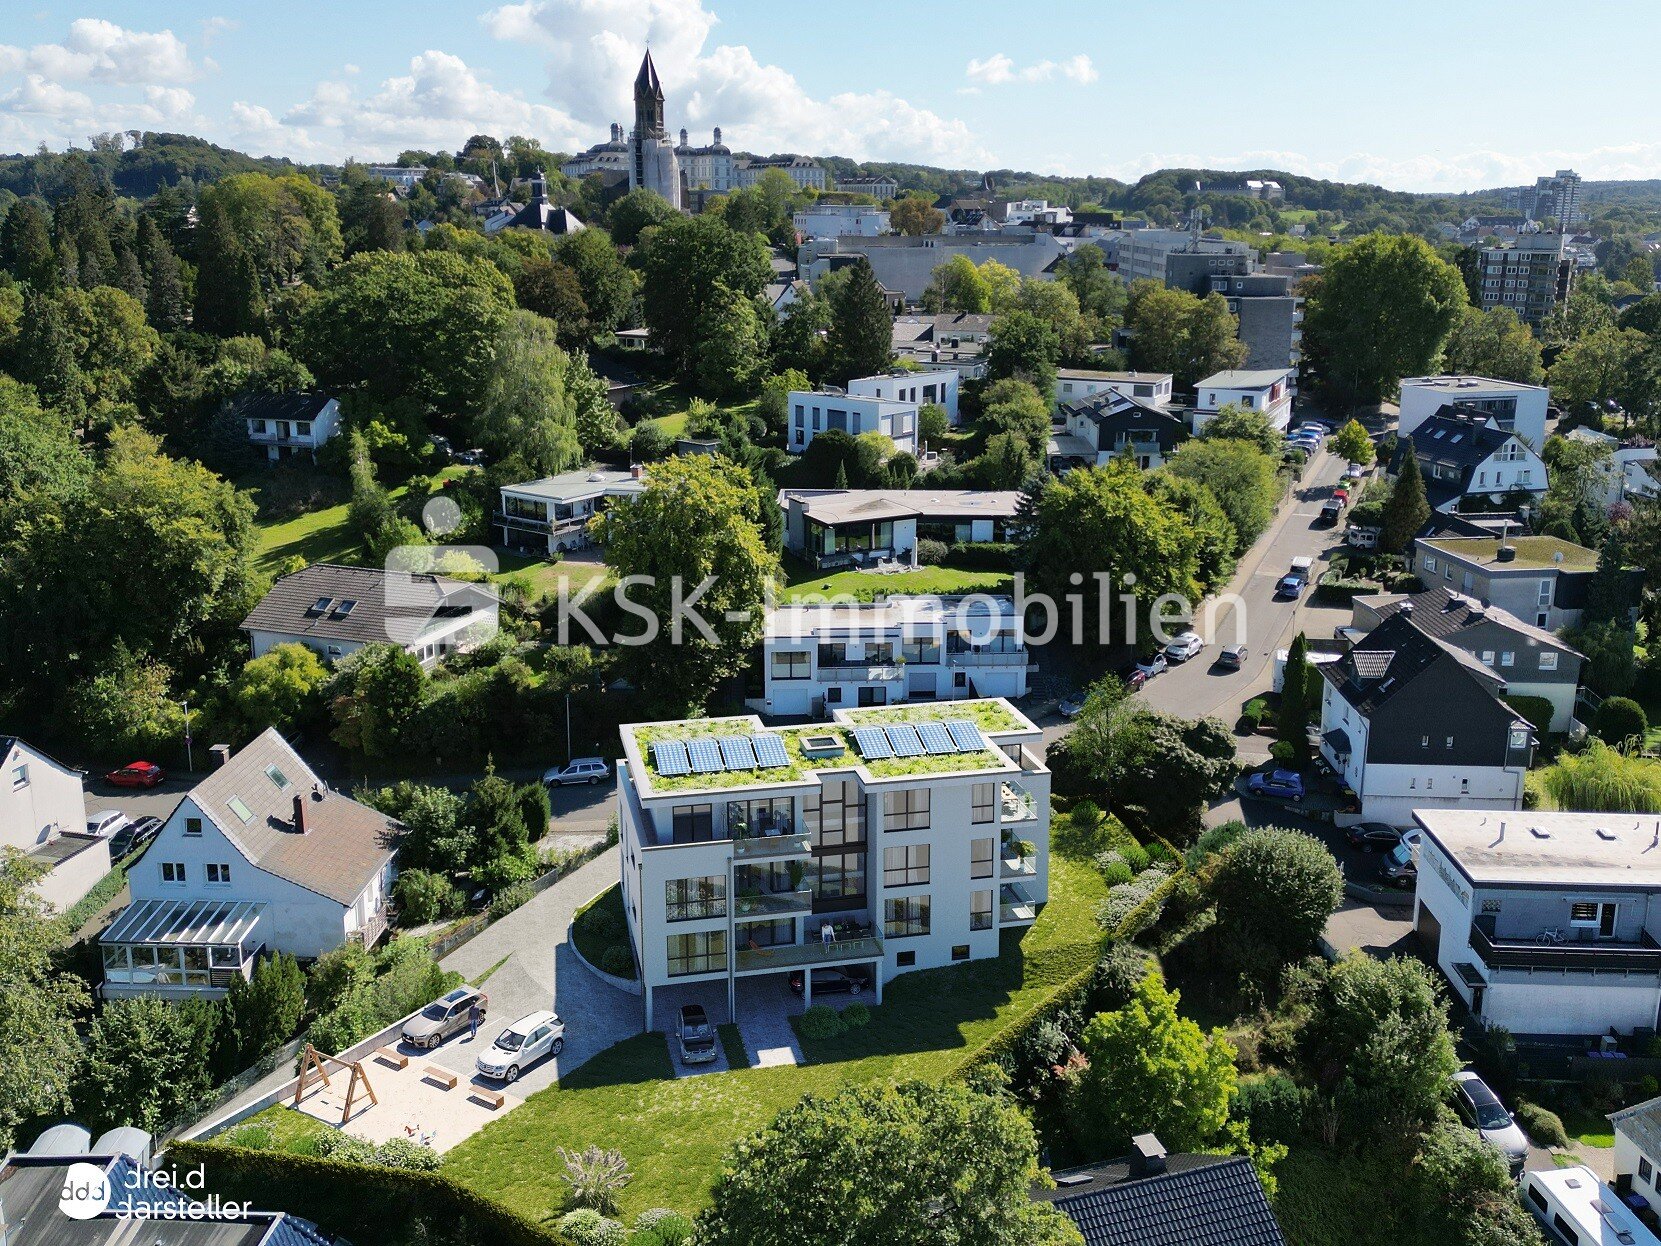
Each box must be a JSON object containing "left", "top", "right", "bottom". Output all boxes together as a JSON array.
[
  {"left": 687, "top": 738, "right": 724, "bottom": 774},
  {"left": 946, "top": 720, "right": 985, "bottom": 752},
  {"left": 850, "top": 726, "right": 893, "bottom": 759},
  {"left": 651, "top": 732, "right": 794, "bottom": 776},
  {"left": 888, "top": 724, "right": 925, "bottom": 758},
  {"left": 652, "top": 740, "right": 690, "bottom": 777},
  {"left": 719, "top": 736, "right": 757, "bottom": 770},
  {"left": 849, "top": 718, "right": 989, "bottom": 760},
  {"left": 752, "top": 734, "right": 790, "bottom": 769},
  {"left": 917, "top": 722, "right": 955, "bottom": 755}
]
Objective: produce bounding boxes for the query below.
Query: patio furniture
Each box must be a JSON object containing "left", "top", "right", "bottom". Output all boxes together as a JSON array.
[
  {"left": 471, "top": 1085, "right": 506, "bottom": 1109},
  {"left": 423, "top": 1066, "right": 458, "bottom": 1090}
]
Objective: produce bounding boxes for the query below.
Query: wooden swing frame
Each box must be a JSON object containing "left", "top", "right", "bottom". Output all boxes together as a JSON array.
[{"left": 293, "top": 1042, "right": 379, "bottom": 1124}]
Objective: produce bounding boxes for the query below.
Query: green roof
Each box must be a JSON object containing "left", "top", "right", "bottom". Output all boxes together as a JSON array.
[{"left": 1421, "top": 535, "right": 1598, "bottom": 571}]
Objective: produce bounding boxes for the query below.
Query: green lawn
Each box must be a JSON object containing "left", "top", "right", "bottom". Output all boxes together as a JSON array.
[
  {"left": 571, "top": 882, "right": 637, "bottom": 980},
  {"left": 249, "top": 466, "right": 471, "bottom": 577},
  {"left": 649, "top": 412, "right": 689, "bottom": 440},
  {"left": 215, "top": 1104, "right": 336, "bottom": 1156},
  {"left": 1560, "top": 1107, "right": 1615, "bottom": 1148},
  {"left": 490, "top": 550, "right": 611, "bottom": 602},
  {"left": 781, "top": 566, "right": 1014, "bottom": 603},
  {"left": 441, "top": 850, "right": 1107, "bottom": 1221}
]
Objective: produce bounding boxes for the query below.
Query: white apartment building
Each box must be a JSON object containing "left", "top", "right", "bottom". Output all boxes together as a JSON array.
[
  {"left": 759, "top": 596, "right": 1032, "bottom": 717},
  {"left": 614, "top": 700, "right": 1050, "bottom": 1028},
  {"left": 1114, "top": 228, "right": 1254, "bottom": 285},
  {"left": 788, "top": 389, "right": 918, "bottom": 455},
  {"left": 101, "top": 731, "right": 399, "bottom": 998},
  {"left": 1398, "top": 376, "right": 1550, "bottom": 449},
  {"left": 496, "top": 467, "right": 648, "bottom": 555},
  {"left": 1, "top": 736, "right": 108, "bottom": 913},
  {"left": 1413, "top": 810, "right": 1661, "bottom": 1037},
  {"left": 847, "top": 368, "right": 960, "bottom": 423},
  {"left": 1053, "top": 369, "right": 1174, "bottom": 412},
  {"left": 1477, "top": 231, "right": 1573, "bottom": 328},
  {"left": 792, "top": 204, "right": 891, "bottom": 239},
  {"left": 1192, "top": 369, "right": 1294, "bottom": 432}
]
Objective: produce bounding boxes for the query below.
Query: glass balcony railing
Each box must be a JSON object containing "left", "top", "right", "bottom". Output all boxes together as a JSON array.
[
  {"left": 732, "top": 830, "right": 813, "bottom": 860},
  {"left": 734, "top": 887, "right": 814, "bottom": 919},
  {"left": 1000, "top": 883, "right": 1038, "bottom": 924},
  {"left": 735, "top": 932, "right": 884, "bottom": 973},
  {"left": 1001, "top": 853, "right": 1037, "bottom": 879},
  {"left": 1000, "top": 782, "right": 1038, "bottom": 823}
]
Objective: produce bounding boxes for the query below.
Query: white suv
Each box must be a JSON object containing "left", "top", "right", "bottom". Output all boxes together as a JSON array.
[
  {"left": 476, "top": 1010, "right": 565, "bottom": 1082},
  {"left": 544, "top": 758, "right": 611, "bottom": 786}
]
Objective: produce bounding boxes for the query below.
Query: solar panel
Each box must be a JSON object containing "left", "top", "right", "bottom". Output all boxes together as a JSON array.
[
  {"left": 652, "top": 740, "right": 690, "bottom": 777},
  {"left": 945, "top": 720, "right": 984, "bottom": 752},
  {"left": 917, "top": 721, "right": 956, "bottom": 755},
  {"left": 885, "top": 724, "right": 925, "bottom": 757},
  {"left": 687, "top": 738, "right": 724, "bottom": 774},
  {"left": 719, "top": 735, "right": 757, "bottom": 771},
  {"left": 751, "top": 734, "right": 790, "bottom": 769},
  {"left": 850, "top": 726, "right": 893, "bottom": 759}
]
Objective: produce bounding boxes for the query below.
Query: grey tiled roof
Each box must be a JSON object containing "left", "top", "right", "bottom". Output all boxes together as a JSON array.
[
  {"left": 1038, "top": 1155, "right": 1287, "bottom": 1246},
  {"left": 240, "top": 563, "right": 493, "bottom": 647}
]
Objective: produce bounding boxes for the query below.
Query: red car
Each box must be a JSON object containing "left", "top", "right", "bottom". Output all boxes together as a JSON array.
[
  {"left": 106, "top": 761, "right": 164, "bottom": 788},
  {"left": 1332, "top": 487, "right": 1350, "bottom": 505}
]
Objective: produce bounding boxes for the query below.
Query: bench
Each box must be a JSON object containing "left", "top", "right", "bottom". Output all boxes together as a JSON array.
[
  {"left": 470, "top": 1085, "right": 505, "bottom": 1109},
  {"left": 422, "top": 1065, "right": 457, "bottom": 1090},
  {"left": 372, "top": 1047, "right": 408, "bottom": 1070}
]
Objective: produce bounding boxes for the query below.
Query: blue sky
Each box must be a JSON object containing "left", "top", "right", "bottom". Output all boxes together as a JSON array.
[{"left": 2, "top": 0, "right": 1658, "bottom": 192}]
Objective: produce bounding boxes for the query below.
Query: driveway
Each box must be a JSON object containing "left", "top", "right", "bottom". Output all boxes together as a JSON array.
[{"left": 428, "top": 846, "right": 641, "bottom": 1097}]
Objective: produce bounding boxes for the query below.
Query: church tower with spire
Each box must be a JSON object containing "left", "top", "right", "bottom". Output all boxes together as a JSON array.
[{"left": 628, "top": 50, "right": 681, "bottom": 209}]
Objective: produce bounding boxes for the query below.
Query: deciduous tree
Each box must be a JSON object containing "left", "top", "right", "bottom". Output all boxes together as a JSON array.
[
  {"left": 1441, "top": 306, "right": 1544, "bottom": 385},
  {"left": 1330, "top": 419, "right": 1376, "bottom": 465},
  {"left": 1210, "top": 826, "right": 1344, "bottom": 966},
  {"left": 636, "top": 214, "right": 772, "bottom": 380},
  {"left": 1166, "top": 437, "right": 1280, "bottom": 550},
  {"left": 889, "top": 194, "right": 944, "bottom": 236},
  {"left": 233, "top": 643, "right": 329, "bottom": 734}
]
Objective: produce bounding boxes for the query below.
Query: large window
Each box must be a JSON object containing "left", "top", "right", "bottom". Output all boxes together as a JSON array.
[
  {"left": 971, "top": 889, "right": 994, "bottom": 930},
  {"left": 884, "top": 895, "right": 930, "bottom": 939},
  {"left": 671, "top": 804, "right": 715, "bottom": 844},
  {"left": 666, "top": 876, "right": 726, "bottom": 922},
  {"left": 972, "top": 783, "right": 995, "bottom": 824},
  {"left": 813, "top": 850, "right": 867, "bottom": 911},
  {"left": 883, "top": 788, "right": 930, "bottom": 832},
  {"left": 971, "top": 838, "right": 995, "bottom": 880},
  {"left": 727, "top": 797, "right": 793, "bottom": 837},
  {"left": 771, "top": 650, "right": 810, "bottom": 680},
  {"left": 883, "top": 843, "right": 930, "bottom": 887},
  {"left": 666, "top": 930, "right": 727, "bottom": 976},
  {"left": 806, "top": 779, "right": 864, "bottom": 847}
]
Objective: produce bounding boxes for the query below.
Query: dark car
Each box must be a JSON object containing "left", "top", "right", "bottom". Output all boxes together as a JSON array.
[
  {"left": 788, "top": 967, "right": 868, "bottom": 997},
  {"left": 677, "top": 1004, "right": 717, "bottom": 1064},
  {"left": 1452, "top": 1071, "right": 1529, "bottom": 1174},
  {"left": 1379, "top": 839, "right": 1418, "bottom": 888},
  {"left": 106, "top": 761, "right": 164, "bottom": 788},
  {"left": 1217, "top": 645, "right": 1248, "bottom": 670},
  {"left": 109, "top": 816, "right": 162, "bottom": 858},
  {"left": 1318, "top": 500, "right": 1343, "bottom": 526},
  {"left": 1344, "top": 822, "right": 1403, "bottom": 851},
  {"left": 1117, "top": 664, "right": 1149, "bottom": 692},
  {"left": 1246, "top": 769, "right": 1305, "bottom": 802}
]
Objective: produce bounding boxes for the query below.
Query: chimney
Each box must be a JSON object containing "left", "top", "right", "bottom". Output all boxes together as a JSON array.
[
  {"left": 1130, "top": 1134, "right": 1167, "bottom": 1177},
  {"left": 292, "top": 793, "right": 308, "bottom": 835},
  {"left": 210, "top": 743, "right": 231, "bottom": 770}
]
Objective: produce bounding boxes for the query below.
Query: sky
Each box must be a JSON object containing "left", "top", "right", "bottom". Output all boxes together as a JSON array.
[{"left": 2, "top": 0, "right": 1660, "bottom": 194}]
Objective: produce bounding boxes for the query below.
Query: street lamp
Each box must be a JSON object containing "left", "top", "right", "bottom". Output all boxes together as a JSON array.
[{"left": 180, "top": 699, "right": 193, "bottom": 772}]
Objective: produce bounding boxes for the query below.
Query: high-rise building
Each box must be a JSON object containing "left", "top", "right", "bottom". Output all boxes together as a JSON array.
[
  {"left": 1528, "top": 169, "right": 1582, "bottom": 228},
  {"left": 1476, "top": 231, "right": 1573, "bottom": 328},
  {"left": 629, "top": 51, "right": 681, "bottom": 209}
]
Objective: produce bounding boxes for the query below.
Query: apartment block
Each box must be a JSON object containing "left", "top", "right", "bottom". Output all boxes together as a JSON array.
[
  {"left": 614, "top": 700, "right": 1050, "bottom": 1028},
  {"left": 1477, "top": 232, "right": 1574, "bottom": 327},
  {"left": 1398, "top": 375, "right": 1550, "bottom": 449}
]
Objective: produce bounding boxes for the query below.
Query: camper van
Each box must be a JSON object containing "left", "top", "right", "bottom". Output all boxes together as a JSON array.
[{"left": 1521, "top": 1165, "right": 1661, "bottom": 1246}]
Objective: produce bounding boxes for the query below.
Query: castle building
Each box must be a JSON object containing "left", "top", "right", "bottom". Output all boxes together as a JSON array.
[
  {"left": 676, "top": 126, "right": 736, "bottom": 193},
  {"left": 629, "top": 51, "right": 681, "bottom": 209}
]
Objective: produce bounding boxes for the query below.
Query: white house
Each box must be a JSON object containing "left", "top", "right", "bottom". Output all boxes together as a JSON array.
[
  {"left": 788, "top": 389, "right": 918, "bottom": 456},
  {"left": 1610, "top": 1096, "right": 1661, "bottom": 1216},
  {"left": 1392, "top": 407, "right": 1548, "bottom": 513},
  {"left": 1413, "top": 809, "right": 1661, "bottom": 1038},
  {"left": 779, "top": 488, "right": 1021, "bottom": 569},
  {"left": 1317, "top": 613, "right": 1533, "bottom": 827},
  {"left": 234, "top": 393, "right": 341, "bottom": 463},
  {"left": 0, "top": 736, "right": 108, "bottom": 913},
  {"left": 846, "top": 369, "right": 961, "bottom": 424},
  {"left": 100, "top": 730, "right": 400, "bottom": 998},
  {"left": 1568, "top": 426, "right": 1661, "bottom": 506},
  {"left": 497, "top": 467, "right": 648, "bottom": 555},
  {"left": 1191, "top": 369, "right": 1294, "bottom": 433},
  {"left": 1048, "top": 391, "right": 1187, "bottom": 472},
  {"left": 240, "top": 563, "right": 499, "bottom": 667},
  {"left": 614, "top": 700, "right": 1050, "bottom": 1029},
  {"left": 1399, "top": 375, "right": 1550, "bottom": 449},
  {"left": 792, "top": 204, "right": 890, "bottom": 239},
  {"left": 760, "top": 596, "right": 1032, "bottom": 717},
  {"left": 1053, "top": 369, "right": 1174, "bottom": 412}
]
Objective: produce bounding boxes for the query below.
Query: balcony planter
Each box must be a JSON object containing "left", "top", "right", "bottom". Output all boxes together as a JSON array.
[{"left": 1013, "top": 839, "right": 1035, "bottom": 867}]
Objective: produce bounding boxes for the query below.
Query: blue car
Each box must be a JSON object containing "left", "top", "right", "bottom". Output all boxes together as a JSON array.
[
  {"left": 1276, "top": 572, "right": 1307, "bottom": 597},
  {"left": 1247, "top": 769, "right": 1305, "bottom": 802}
]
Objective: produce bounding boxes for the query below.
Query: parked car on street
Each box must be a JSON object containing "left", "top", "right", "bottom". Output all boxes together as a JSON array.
[
  {"left": 1332, "top": 487, "right": 1350, "bottom": 505},
  {"left": 788, "top": 967, "right": 867, "bottom": 996},
  {"left": 105, "top": 761, "right": 164, "bottom": 788},
  {"left": 109, "top": 816, "right": 162, "bottom": 858},
  {"left": 1276, "top": 558, "right": 1314, "bottom": 598},
  {"left": 1451, "top": 1070, "right": 1529, "bottom": 1175},
  {"left": 1118, "top": 664, "right": 1149, "bottom": 691},
  {"left": 1217, "top": 645, "right": 1248, "bottom": 670},
  {"left": 402, "top": 986, "right": 488, "bottom": 1049},
  {"left": 1318, "top": 500, "right": 1343, "bottom": 525},
  {"left": 85, "top": 810, "right": 133, "bottom": 840},
  {"left": 1246, "top": 769, "right": 1305, "bottom": 802},
  {"left": 1344, "top": 822, "right": 1403, "bottom": 851},
  {"left": 1058, "top": 692, "right": 1088, "bottom": 720},
  {"left": 677, "top": 1004, "right": 717, "bottom": 1064},
  {"left": 1344, "top": 463, "right": 1366, "bottom": 479},
  {"left": 1165, "top": 632, "right": 1204, "bottom": 662},
  {"left": 544, "top": 757, "right": 611, "bottom": 786},
  {"left": 475, "top": 1010, "right": 564, "bottom": 1082},
  {"left": 1379, "top": 838, "right": 1419, "bottom": 888},
  {"left": 1134, "top": 653, "right": 1168, "bottom": 678}
]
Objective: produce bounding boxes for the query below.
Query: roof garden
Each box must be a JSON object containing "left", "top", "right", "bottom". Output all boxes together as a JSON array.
[
  {"left": 1421, "top": 535, "right": 1598, "bottom": 571},
  {"left": 838, "top": 699, "right": 1026, "bottom": 734}
]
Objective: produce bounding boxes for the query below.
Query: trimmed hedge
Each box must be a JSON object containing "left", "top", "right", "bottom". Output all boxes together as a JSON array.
[
  {"left": 1504, "top": 694, "right": 1556, "bottom": 736},
  {"left": 951, "top": 961, "right": 1096, "bottom": 1080},
  {"left": 946, "top": 541, "right": 1018, "bottom": 570},
  {"left": 167, "top": 1141, "right": 562, "bottom": 1246}
]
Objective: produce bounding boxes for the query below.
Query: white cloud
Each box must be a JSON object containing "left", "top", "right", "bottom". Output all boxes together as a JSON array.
[
  {"left": 484, "top": 0, "right": 988, "bottom": 163},
  {"left": 200, "top": 16, "right": 238, "bottom": 47},
  {"left": 20, "top": 18, "right": 199, "bottom": 85},
  {"left": 0, "top": 74, "right": 93, "bottom": 116},
  {"left": 965, "top": 52, "right": 1096, "bottom": 87}
]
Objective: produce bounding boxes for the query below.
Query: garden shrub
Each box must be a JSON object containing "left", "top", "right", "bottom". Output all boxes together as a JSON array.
[
  {"left": 600, "top": 946, "right": 634, "bottom": 976},
  {"left": 558, "top": 1209, "right": 627, "bottom": 1246},
  {"left": 1504, "top": 694, "right": 1556, "bottom": 736},
  {"left": 393, "top": 869, "right": 462, "bottom": 927},
  {"left": 1092, "top": 944, "right": 1155, "bottom": 1013},
  {"left": 1269, "top": 740, "right": 1297, "bottom": 764},
  {"left": 488, "top": 881, "right": 536, "bottom": 921},
  {"left": 915, "top": 538, "right": 949, "bottom": 566},
  {"left": 946, "top": 540, "right": 1017, "bottom": 570},
  {"left": 371, "top": 1137, "right": 442, "bottom": 1171},
  {"left": 584, "top": 906, "right": 621, "bottom": 940},
  {"left": 840, "top": 1002, "right": 870, "bottom": 1029},
  {"left": 1596, "top": 696, "right": 1649, "bottom": 747},
  {"left": 1234, "top": 1073, "right": 1309, "bottom": 1145},
  {"left": 799, "top": 1005, "right": 846, "bottom": 1040},
  {"left": 1097, "top": 858, "right": 1134, "bottom": 887},
  {"left": 632, "top": 1209, "right": 694, "bottom": 1246},
  {"left": 1515, "top": 1101, "right": 1571, "bottom": 1149}
]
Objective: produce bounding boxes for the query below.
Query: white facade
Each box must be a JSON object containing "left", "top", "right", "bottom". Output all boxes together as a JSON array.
[
  {"left": 788, "top": 390, "right": 918, "bottom": 456},
  {"left": 780, "top": 488, "right": 1019, "bottom": 569},
  {"left": 736, "top": 158, "right": 827, "bottom": 191},
  {"left": 0, "top": 738, "right": 108, "bottom": 913},
  {"left": 615, "top": 701, "right": 1050, "bottom": 1030},
  {"left": 1399, "top": 376, "right": 1550, "bottom": 449},
  {"left": 846, "top": 369, "right": 960, "bottom": 423},
  {"left": 1192, "top": 370, "right": 1293, "bottom": 432},
  {"left": 497, "top": 468, "right": 648, "bottom": 556},
  {"left": 792, "top": 204, "right": 890, "bottom": 239},
  {"left": 246, "top": 397, "right": 340, "bottom": 463},
  {"left": 1568, "top": 427, "right": 1661, "bottom": 506},
  {"left": 760, "top": 597, "right": 1032, "bottom": 717},
  {"left": 1053, "top": 370, "right": 1173, "bottom": 412}
]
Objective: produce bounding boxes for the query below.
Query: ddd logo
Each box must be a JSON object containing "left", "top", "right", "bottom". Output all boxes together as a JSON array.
[{"left": 58, "top": 1161, "right": 112, "bottom": 1220}]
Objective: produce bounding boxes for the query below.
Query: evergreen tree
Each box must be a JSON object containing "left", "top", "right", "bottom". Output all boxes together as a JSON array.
[
  {"left": 193, "top": 198, "right": 264, "bottom": 336},
  {"left": 826, "top": 257, "right": 892, "bottom": 383},
  {"left": 13, "top": 289, "right": 83, "bottom": 420},
  {"left": 0, "top": 199, "right": 58, "bottom": 289},
  {"left": 1584, "top": 524, "right": 1635, "bottom": 626},
  {"left": 1277, "top": 632, "right": 1316, "bottom": 759},
  {"left": 139, "top": 217, "right": 189, "bottom": 332},
  {"left": 1010, "top": 470, "right": 1049, "bottom": 550},
  {"left": 114, "top": 247, "right": 147, "bottom": 306},
  {"left": 1381, "top": 445, "right": 1430, "bottom": 553}
]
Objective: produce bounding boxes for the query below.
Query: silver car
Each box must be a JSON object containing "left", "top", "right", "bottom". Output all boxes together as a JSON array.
[
  {"left": 1452, "top": 1070, "right": 1529, "bottom": 1174},
  {"left": 402, "top": 986, "right": 487, "bottom": 1049}
]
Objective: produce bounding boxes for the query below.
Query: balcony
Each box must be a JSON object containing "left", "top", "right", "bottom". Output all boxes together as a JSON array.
[
  {"left": 735, "top": 927, "right": 883, "bottom": 973},
  {"left": 734, "top": 887, "right": 814, "bottom": 919},
  {"left": 816, "top": 663, "right": 902, "bottom": 684},
  {"left": 1001, "top": 851, "right": 1038, "bottom": 880},
  {"left": 1001, "top": 781, "right": 1039, "bottom": 823},
  {"left": 1000, "top": 883, "right": 1038, "bottom": 925},
  {"left": 948, "top": 649, "right": 1035, "bottom": 669},
  {"left": 248, "top": 433, "right": 317, "bottom": 448},
  {"left": 494, "top": 511, "right": 587, "bottom": 536},
  {"left": 1468, "top": 921, "right": 1661, "bottom": 974},
  {"left": 732, "top": 830, "right": 813, "bottom": 861}
]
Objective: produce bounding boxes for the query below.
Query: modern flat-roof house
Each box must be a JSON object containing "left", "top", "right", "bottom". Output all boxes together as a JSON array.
[
  {"left": 1413, "top": 809, "right": 1661, "bottom": 1036},
  {"left": 847, "top": 368, "right": 961, "bottom": 423},
  {"left": 1191, "top": 369, "right": 1293, "bottom": 433},
  {"left": 1399, "top": 375, "right": 1550, "bottom": 449},
  {"left": 1035, "top": 1135, "right": 1288, "bottom": 1246},
  {"left": 1413, "top": 535, "right": 1605, "bottom": 632},
  {"left": 0, "top": 736, "right": 107, "bottom": 913},
  {"left": 615, "top": 699, "right": 1049, "bottom": 1028},
  {"left": 1049, "top": 390, "right": 1187, "bottom": 471},
  {"left": 1352, "top": 587, "right": 1584, "bottom": 732},
  {"left": 100, "top": 730, "right": 400, "bottom": 999},
  {"left": 1392, "top": 407, "right": 1547, "bottom": 513},
  {"left": 231, "top": 392, "right": 341, "bottom": 463},
  {"left": 779, "top": 488, "right": 1021, "bottom": 569},
  {"left": 787, "top": 388, "right": 918, "bottom": 456},
  {"left": 891, "top": 314, "right": 992, "bottom": 378},
  {"left": 240, "top": 563, "right": 499, "bottom": 667},
  {"left": 797, "top": 233, "right": 1065, "bottom": 302},
  {"left": 496, "top": 466, "right": 647, "bottom": 555},
  {"left": 760, "top": 596, "right": 1032, "bottom": 716},
  {"left": 1317, "top": 613, "right": 1534, "bottom": 826},
  {"left": 792, "top": 203, "right": 890, "bottom": 238},
  {"left": 1053, "top": 369, "right": 1174, "bottom": 412}
]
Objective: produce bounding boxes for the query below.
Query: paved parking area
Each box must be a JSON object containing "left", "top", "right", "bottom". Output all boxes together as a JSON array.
[
  {"left": 290, "top": 1048, "right": 516, "bottom": 1153},
  {"left": 737, "top": 976, "right": 807, "bottom": 1068}
]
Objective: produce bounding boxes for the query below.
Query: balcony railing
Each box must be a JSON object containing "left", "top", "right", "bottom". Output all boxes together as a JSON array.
[
  {"left": 734, "top": 887, "right": 814, "bottom": 919},
  {"left": 732, "top": 830, "right": 813, "bottom": 861},
  {"left": 735, "top": 931, "right": 883, "bottom": 973},
  {"left": 493, "top": 511, "right": 587, "bottom": 535},
  {"left": 947, "top": 650, "right": 1032, "bottom": 668},
  {"left": 1468, "top": 921, "right": 1661, "bottom": 974},
  {"left": 1000, "top": 883, "right": 1038, "bottom": 925},
  {"left": 1001, "top": 853, "right": 1037, "bottom": 879},
  {"left": 1001, "top": 782, "right": 1038, "bottom": 823},
  {"left": 249, "top": 433, "right": 316, "bottom": 447},
  {"left": 817, "top": 664, "right": 902, "bottom": 684}
]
